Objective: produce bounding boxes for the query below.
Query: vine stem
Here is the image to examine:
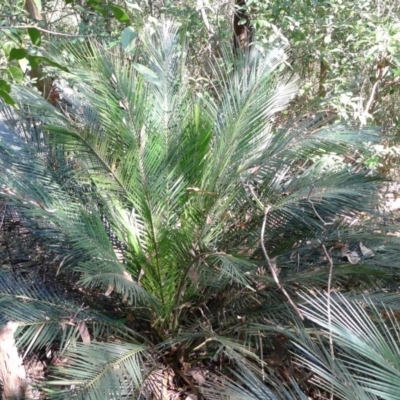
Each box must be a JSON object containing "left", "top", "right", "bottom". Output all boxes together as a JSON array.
[
  {"left": 260, "top": 206, "right": 304, "bottom": 320},
  {"left": 320, "top": 242, "right": 335, "bottom": 400}
]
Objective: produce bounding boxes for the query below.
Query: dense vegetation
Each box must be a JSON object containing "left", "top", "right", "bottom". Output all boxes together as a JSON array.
[{"left": 0, "top": 1, "right": 400, "bottom": 399}]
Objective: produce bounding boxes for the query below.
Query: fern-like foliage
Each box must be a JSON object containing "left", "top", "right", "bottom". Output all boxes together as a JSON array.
[
  {"left": 0, "top": 19, "right": 398, "bottom": 399},
  {"left": 294, "top": 292, "right": 400, "bottom": 400}
]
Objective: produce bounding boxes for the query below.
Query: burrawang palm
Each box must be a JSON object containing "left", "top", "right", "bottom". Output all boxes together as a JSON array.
[{"left": 0, "top": 19, "right": 399, "bottom": 399}]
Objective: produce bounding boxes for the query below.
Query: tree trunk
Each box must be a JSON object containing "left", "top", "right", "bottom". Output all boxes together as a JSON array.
[
  {"left": 233, "top": 0, "right": 253, "bottom": 54},
  {"left": 0, "top": 322, "right": 29, "bottom": 400}
]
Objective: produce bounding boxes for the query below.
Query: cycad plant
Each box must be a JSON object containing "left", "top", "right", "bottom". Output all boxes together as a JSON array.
[
  {"left": 288, "top": 291, "right": 400, "bottom": 400},
  {"left": 0, "top": 19, "right": 399, "bottom": 399}
]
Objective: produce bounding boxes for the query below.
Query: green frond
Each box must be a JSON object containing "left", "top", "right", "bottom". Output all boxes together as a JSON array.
[
  {"left": 45, "top": 342, "right": 148, "bottom": 400},
  {"left": 200, "top": 253, "right": 256, "bottom": 290},
  {"left": 0, "top": 272, "right": 139, "bottom": 353},
  {"left": 294, "top": 292, "right": 400, "bottom": 400},
  {"left": 203, "top": 368, "right": 308, "bottom": 400}
]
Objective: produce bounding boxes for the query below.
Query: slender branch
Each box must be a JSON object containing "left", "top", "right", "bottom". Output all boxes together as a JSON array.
[
  {"left": 0, "top": 201, "right": 7, "bottom": 230},
  {"left": 0, "top": 25, "right": 93, "bottom": 38},
  {"left": 192, "top": 337, "right": 213, "bottom": 352},
  {"left": 309, "top": 186, "right": 334, "bottom": 397},
  {"left": 308, "top": 199, "right": 329, "bottom": 225},
  {"left": 46, "top": 12, "right": 79, "bottom": 27},
  {"left": 362, "top": 65, "right": 389, "bottom": 124},
  {"left": 260, "top": 206, "right": 304, "bottom": 320},
  {"left": 259, "top": 331, "right": 265, "bottom": 381},
  {"left": 307, "top": 185, "right": 332, "bottom": 226},
  {"left": 197, "top": 0, "right": 216, "bottom": 56},
  {"left": 197, "top": 0, "right": 214, "bottom": 37},
  {"left": 320, "top": 241, "right": 334, "bottom": 400},
  {"left": 363, "top": 79, "right": 380, "bottom": 122}
]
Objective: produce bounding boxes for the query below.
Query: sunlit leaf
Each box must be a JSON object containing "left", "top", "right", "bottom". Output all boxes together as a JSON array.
[
  {"left": 27, "top": 27, "right": 41, "bottom": 46},
  {"left": 0, "top": 79, "right": 11, "bottom": 93},
  {"left": 132, "top": 63, "right": 160, "bottom": 86},
  {"left": 9, "top": 48, "right": 27, "bottom": 61},
  {"left": 8, "top": 66, "right": 24, "bottom": 83},
  {"left": 27, "top": 55, "right": 69, "bottom": 72},
  {"left": 0, "top": 89, "right": 17, "bottom": 106},
  {"left": 108, "top": 5, "right": 130, "bottom": 23},
  {"left": 121, "top": 26, "right": 137, "bottom": 52}
]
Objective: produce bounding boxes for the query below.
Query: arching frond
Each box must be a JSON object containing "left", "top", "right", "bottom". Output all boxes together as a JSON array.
[
  {"left": 45, "top": 342, "right": 148, "bottom": 400},
  {"left": 294, "top": 292, "right": 400, "bottom": 400}
]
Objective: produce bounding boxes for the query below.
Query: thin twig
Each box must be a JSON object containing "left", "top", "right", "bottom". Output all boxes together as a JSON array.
[
  {"left": 0, "top": 201, "right": 7, "bottom": 230},
  {"left": 259, "top": 331, "right": 265, "bottom": 381},
  {"left": 362, "top": 79, "right": 380, "bottom": 124},
  {"left": 261, "top": 206, "right": 304, "bottom": 320},
  {"left": 362, "top": 65, "right": 389, "bottom": 124},
  {"left": 320, "top": 241, "right": 334, "bottom": 400},
  {"left": 192, "top": 337, "right": 213, "bottom": 352},
  {"left": 0, "top": 25, "right": 93, "bottom": 38},
  {"left": 308, "top": 199, "right": 329, "bottom": 225},
  {"left": 307, "top": 185, "right": 332, "bottom": 226},
  {"left": 197, "top": 0, "right": 214, "bottom": 37}
]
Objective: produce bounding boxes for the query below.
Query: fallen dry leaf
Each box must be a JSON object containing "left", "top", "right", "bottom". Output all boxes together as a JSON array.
[
  {"left": 77, "top": 321, "right": 91, "bottom": 344},
  {"left": 104, "top": 284, "right": 114, "bottom": 296},
  {"left": 188, "top": 369, "right": 206, "bottom": 385},
  {"left": 341, "top": 246, "right": 360, "bottom": 264},
  {"left": 360, "top": 242, "right": 374, "bottom": 258}
]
